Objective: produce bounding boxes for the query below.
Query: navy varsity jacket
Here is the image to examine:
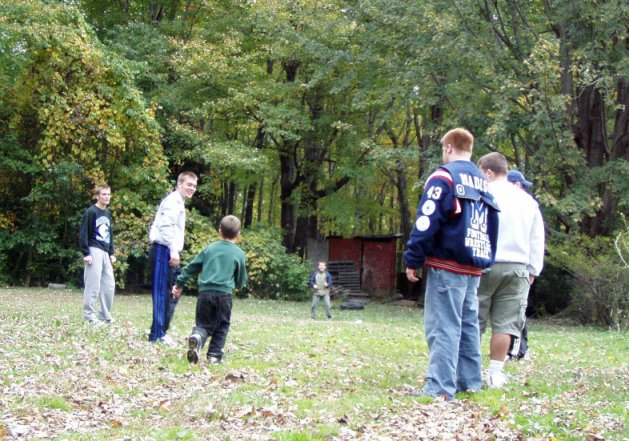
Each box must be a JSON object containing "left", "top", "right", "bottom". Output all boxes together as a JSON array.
[{"left": 404, "top": 160, "right": 500, "bottom": 276}]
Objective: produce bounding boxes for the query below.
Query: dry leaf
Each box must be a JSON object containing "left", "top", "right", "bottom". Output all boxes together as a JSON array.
[{"left": 224, "top": 373, "right": 245, "bottom": 383}]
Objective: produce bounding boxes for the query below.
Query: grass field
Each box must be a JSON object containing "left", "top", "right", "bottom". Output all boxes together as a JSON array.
[{"left": 0, "top": 288, "right": 627, "bottom": 440}]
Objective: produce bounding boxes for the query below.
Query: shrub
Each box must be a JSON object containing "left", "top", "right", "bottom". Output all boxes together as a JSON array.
[
  {"left": 528, "top": 261, "right": 571, "bottom": 316},
  {"left": 183, "top": 210, "right": 222, "bottom": 259},
  {"left": 550, "top": 233, "right": 629, "bottom": 331},
  {"left": 238, "top": 226, "right": 311, "bottom": 301},
  {"left": 167, "top": 219, "right": 310, "bottom": 301}
]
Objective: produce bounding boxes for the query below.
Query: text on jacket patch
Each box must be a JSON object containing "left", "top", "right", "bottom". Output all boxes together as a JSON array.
[
  {"left": 465, "top": 201, "right": 491, "bottom": 259},
  {"left": 459, "top": 173, "right": 489, "bottom": 192}
]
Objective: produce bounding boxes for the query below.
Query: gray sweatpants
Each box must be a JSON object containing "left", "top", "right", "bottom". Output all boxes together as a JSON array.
[
  {"left": 83, "top": 246, "right": 115, "bottom": 322},
  {"left": 311, "top": 294, "right": 331, "bottom": 319}
]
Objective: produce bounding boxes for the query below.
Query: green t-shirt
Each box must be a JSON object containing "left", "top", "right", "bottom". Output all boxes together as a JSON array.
[{"left": 175, "top": 240, "right": 247, "bottom": 294}]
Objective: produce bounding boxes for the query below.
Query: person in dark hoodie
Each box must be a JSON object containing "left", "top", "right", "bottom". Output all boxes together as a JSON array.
[
  {"left": 79, "top": 184, "right": 116, "bottom": 325},
  {"left": 404, "top": 128, "right": 500, "bottom": 400}
]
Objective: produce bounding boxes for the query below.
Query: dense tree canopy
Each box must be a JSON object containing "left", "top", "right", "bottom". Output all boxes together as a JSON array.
[
  {"left": 1, "top": 0, "right": 627, "bottom": 323},
  {"left": 0, "top": 1, "right": 169, "bottom": 284}
]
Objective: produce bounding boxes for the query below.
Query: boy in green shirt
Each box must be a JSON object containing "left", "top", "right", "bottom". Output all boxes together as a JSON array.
[{"left": 172, "top": 215, "right": 248, "bottom": 364}]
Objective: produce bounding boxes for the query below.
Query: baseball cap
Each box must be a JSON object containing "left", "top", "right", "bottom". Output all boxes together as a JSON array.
[{"left": 507, "top": 170, "right": 532, "bottom": 188}]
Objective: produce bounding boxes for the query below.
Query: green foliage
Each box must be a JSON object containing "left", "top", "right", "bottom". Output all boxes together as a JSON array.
[
  {"left": 238, "top": 227, "right": 311, "bottom": 300},
  {"left": 1, "top": 0, "right": 628, "bottom": 324},
  {"left": 183, "top": 209, "right": 222, "bottom": 260},
  {"left": 549, "top": 233, "right": 629, "bottom": 331},
  {"left": 173, "top": 215, "right": 309, "bottom": 300},
  {"left": 528, "top": 261, "right": 571, "bottom": 317},
  {"left": 0, "top": 0, "right": 168, "bottom": 286}
]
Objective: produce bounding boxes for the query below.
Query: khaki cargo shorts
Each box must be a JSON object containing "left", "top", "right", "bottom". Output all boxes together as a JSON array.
[{"left": 477, "top": 262, "right": 531, "bottom": 337}]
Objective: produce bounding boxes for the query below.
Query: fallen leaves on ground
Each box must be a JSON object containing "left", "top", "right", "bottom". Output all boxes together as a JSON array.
[{"left": 0, "top": 290, "right": 626, "bottom": 440}]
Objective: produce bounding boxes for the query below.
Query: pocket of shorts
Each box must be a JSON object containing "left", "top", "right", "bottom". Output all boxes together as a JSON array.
[
  {"left": 517, "top": 299, "right": 528, "bottom": 330},
  {"left": 514, "top": 269, "right": 531, "bottom": 285}
]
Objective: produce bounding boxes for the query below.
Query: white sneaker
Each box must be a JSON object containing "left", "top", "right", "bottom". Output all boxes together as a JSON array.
[
  {"left": 159, "top": 334, "right": 176, "bottom": 347},
  {"left": 207, "top": 356, "right": 222, "bottom": 365},
  {"left": 485, "top": 370, "right": 509, "bottom": 389}
]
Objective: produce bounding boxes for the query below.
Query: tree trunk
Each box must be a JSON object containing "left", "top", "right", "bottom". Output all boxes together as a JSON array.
[
  {"left": 279, "top": 152, "right": 298, "bottom": 252},
  {"left": 396, "top": 164, "right": 412, "bottom": 243},
  {"left": 575, "top": 83, "right": 608, "bottom": 236},
  {"left": 294, "top": 175, "right": 322, "bottom": 256},
  {"left": 227, "top": 182, "right": 237, "bottom": 215},
  {"left": 220, "top": 182, "right": 229, "bottom": 217},
  {"left": 268, "top": 175, "right": 277, "bottom": 225},
  {"left": 582, "top": 79, "right": 629, "bottom": 236},
  {"left": 244, "top": 183, "right": 256, "bottom": 228},
  {"left": 278, "top": 61, "right": 301, "bottom": 251},
  {"left": 386, "top": 113, "right": 413, "bottom": 242},
  {"left": 414, "top": 105, "right": 442, "bottom": 181},
  {"left": 257, "top": 178, "right": 264, "bottom": 223},
  {"left": 240, "top": 185, "right": 248, "bottom": 222},
  {"left": 612, "top": 80, "right": 629, "bottom": 161}
]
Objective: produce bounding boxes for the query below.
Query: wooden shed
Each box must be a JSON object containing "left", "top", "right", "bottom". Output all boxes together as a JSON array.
[{"left": 324, "top": 234, "right": 401, "bottom": 297}]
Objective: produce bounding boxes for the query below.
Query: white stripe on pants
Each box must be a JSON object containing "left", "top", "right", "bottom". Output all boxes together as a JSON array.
[{"left": 83, "top": 246, "right": 115, "bottom": 322}]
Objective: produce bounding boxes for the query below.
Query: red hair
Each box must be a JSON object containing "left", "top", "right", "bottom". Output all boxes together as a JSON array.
[{"left": 441, "top": 128, "right": 474, "bottom": 153}]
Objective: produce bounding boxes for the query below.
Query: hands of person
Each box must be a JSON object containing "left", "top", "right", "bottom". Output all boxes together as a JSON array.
[
  {"left": 313, "top": 285, "right": 318, "bottom": 289},
  {"left": 110, "top": 255, "right": 117, "bottom": 264},
  {"left": 84, "top": 255, "right": 93, "bottom": 265},
  {"left": 172, "top": 285, "right": 183, "bottom": 299},
  {"left": 529, "top": 275, "right": 535, "bottom": 284},
  {"left": 406, "top": 267, "right": 419, "bottom": 283},
  {"left": 169, "top": 251, "right": 180, "bottom": 268}
]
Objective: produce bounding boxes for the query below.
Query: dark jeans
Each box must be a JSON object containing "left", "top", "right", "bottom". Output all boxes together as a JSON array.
[
  {"left": 193, "top": 290, "right": 232, "bottom": 359},
  {"left": 148, "top": 243, "right": 180, "bottom": 341}
]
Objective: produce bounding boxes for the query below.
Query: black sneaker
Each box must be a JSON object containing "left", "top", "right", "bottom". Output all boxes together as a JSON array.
[{"left": 187, "top": 334, "right": 201, "bottom": 364}]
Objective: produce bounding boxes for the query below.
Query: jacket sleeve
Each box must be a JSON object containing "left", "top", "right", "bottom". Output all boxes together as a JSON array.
[
  {"left": 326, "top": 272, "right": 332, "bottom": 286},
  {"left": 404, "top": 171, "right": 455, "bottom": 269},
  {"left": 79, "top": 208, "right": 92, "bottom": 257},
  {"left": 527, "top": 206, "right": 545, "bottom": 276},
  {"left": 308, "top": 272, "right": 316, "bottom": 287},
  {"left": 174, "top": 251, "right": 204, "bottom": 287}
]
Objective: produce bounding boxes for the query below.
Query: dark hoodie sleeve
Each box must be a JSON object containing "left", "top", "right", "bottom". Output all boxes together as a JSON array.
[
  {"left": 79, "top": 207, "right": 93, "bottom": 257},
  {"left": 109, "top": 211, "right": 114, "bottom": 255}
]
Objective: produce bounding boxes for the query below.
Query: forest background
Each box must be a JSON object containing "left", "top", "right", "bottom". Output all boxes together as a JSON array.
[{"left": 0, "top": 0, "right": 627, "bottom": 330}]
